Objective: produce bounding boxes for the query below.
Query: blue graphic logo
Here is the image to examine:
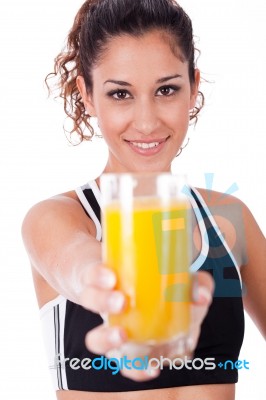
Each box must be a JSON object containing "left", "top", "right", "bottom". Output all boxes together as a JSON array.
[
  {"left": 154, "top": 173, "right": 246, "bottom": 300},
  {"left": 217, "top": 360, "right": 250, "bottom": 370}
]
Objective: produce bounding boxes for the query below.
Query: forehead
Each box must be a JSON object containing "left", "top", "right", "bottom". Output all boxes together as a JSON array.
[{"left": 92, "top": 30, "right": 188, "bottom": 82}]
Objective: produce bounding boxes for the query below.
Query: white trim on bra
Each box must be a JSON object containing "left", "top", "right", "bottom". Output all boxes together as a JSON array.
[
  {"left": 190, "top": 187, "right": 242, "bottom": 287},
  {"left": 75, "top": 182, "right": 102, "bottom": 241},
  {"left": 40, "top": 295, "right": 66, "bottom": 318}
]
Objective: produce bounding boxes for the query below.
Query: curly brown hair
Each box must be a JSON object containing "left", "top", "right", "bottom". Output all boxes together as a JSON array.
[{"left": 46, "top": 0, "right": 204, "bottom": 144}]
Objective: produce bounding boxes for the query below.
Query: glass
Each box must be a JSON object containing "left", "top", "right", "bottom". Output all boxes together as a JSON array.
[{"left": 100, "top": 173, "right": 192, "bottom": 345}]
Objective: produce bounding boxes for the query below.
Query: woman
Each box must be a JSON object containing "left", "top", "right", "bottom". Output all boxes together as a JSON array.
[{"left": 21, "top": 0, "right": 265, "bottom": 399}]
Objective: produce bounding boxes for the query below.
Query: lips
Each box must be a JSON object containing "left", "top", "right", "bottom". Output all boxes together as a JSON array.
[
  {"left": 125, "top": 137, "right": 170, "bottom": 156},
  {"left": 131, "top": 141, "right": 160, "bottom": 149}
]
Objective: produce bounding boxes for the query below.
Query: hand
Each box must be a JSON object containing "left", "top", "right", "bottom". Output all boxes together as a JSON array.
[
  {"left": 79, "top": 265, "right": 214, "bottom": 382},
  {"left": 76, "top": 261, "right": 128, "bottom": 347}
]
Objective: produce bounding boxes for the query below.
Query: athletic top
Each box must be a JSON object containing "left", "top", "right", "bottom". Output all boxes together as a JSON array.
[{"left": 40, "top": 181, "right": 244, "bottom": 392}]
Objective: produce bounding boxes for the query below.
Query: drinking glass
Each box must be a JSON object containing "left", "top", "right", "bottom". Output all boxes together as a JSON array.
[{"left": 100, "top": 173, "right": 192, "bottom": 345}]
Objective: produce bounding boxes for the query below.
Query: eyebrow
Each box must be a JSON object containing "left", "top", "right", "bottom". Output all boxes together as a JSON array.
[
  {"left": 157, "top": 74, "right": 182, "bottom": 83},
  {"left": 104, "top": 74, "right": 182, "bottom": 86}
]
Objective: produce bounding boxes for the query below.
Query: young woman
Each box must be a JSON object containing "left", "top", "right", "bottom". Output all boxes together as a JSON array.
[{"left": 21, "top": 1, "right": 265, "bottom": 399}]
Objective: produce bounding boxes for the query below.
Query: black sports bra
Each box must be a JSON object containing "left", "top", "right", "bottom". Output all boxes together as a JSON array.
[{"left": 40, "top": 181, "right": 244, "bottom": 391}]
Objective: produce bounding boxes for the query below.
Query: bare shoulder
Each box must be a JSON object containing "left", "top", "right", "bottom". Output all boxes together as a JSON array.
[
  {"left": 195, "top": 187, "right": 243, "bottom": 207},
  {"left": 196, "top": 188, "right": 266, "bottom": 338},
  {"left": 22, "top": 190, "right": 95, "bottom": 240},
  {"left": 194, "top": 187, "right": 262, "bottom": 234},
  {"left": 195, "top": 187, "right": 264, "bottom": 240},
  {"left": 193, "top": 188, "right": 247, "bottom": 265},
  {"left": 21, "top": 188, "right": 97, "bottom": 272}
]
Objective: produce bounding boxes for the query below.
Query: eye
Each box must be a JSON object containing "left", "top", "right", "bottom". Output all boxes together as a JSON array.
[
  {"left": 156, "top": 85, "right": 180, "bottom": 97},
  {"left": 107, "top": 89, "right": 132, "bottom": 100}
]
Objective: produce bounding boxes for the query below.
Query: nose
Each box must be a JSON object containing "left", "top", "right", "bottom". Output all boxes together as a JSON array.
[{"left": 132, "top": 98, "right": 159, "bottom": 135}]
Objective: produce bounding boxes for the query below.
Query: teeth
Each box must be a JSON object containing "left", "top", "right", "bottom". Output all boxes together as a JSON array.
[{"left": 132, "top": 142, "right": 160, "bottom": 149}]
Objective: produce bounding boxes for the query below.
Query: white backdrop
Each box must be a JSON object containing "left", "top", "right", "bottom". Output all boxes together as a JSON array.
[{"left": 0, "top": 1, "right": 265, "bottom": 398}]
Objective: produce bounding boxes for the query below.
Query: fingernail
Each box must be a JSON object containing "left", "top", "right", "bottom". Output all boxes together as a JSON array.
[
  {"left": 145, "top": 367, "right": 160, "bottom": 378},
  {"left": 187, "top": 336, "right": 194, "bottom": 352},
  {"left": 194, "top": 286, "right": 212, "bottom": 303},
  {"left": 108, "top": 328, "right": 124, "bottom": 346},
  {"left": 106, "top": 349, "right": 122, "bottom": 359},
  {"left": 176, "top": 338, "right": 186, "bottom": 355},
  {"left": 98, "top": 271, "right": 116, "bottom": 289},
  {"left": 108, "top": 291, "right": 125, "bottom": 313}
]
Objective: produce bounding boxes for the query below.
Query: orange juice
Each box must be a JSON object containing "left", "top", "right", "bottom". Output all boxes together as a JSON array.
[{"left": 102, "top": 198, "right": 191, "bottom": 343}]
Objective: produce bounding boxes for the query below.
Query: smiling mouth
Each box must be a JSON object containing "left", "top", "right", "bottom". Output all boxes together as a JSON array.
[
  {"left": 124, "top": 137, "right": 170, "bottom": 155},
  {"left": 125, "top": 136, "right": 169, "bottom": 150},
  {"left": 131, "top": 141, "right": 160, "bottom": 149}
]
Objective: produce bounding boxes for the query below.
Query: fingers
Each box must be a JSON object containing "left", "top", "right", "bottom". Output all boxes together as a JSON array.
[
  {"left": 120, "top": 366, "right": 160, "bottom": 381},
  {"left": 83, "top": 268, "right": 215, "bottom": 384},
  {"left": 85, "top": 324, "right": 127, "bottom": 355},
  {"left": 77, "top": 263, "right": 126, "bottom": 314},
  {"left": 192, "top": 270, "right": 215, "bottom": 305},
  {"left": 80, "top": 263, "right": 117, "bottom": 289},
  {"left": 79, "top": 287, "right": 126, "bottom": 314},
  {"left": 85, "top": 328, "right": 160, "bottom": 382},
  {"left": 188, "top": 271, "right": 215, "bottom": 352}
]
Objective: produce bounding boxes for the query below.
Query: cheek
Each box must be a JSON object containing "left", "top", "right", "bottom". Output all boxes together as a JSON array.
[
  {"left": 97, "top": 107, "right": 128, "bottom": 140},
  {"left": 165, "top": 102, "right": 190, "bottom": 130}
]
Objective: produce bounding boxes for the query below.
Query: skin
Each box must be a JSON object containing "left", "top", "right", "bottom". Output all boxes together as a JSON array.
[
  {"left": 22, "top": 30, "right": 266, "bottom": 400},
  {"left": 79, "top": 31, "right": 198, "bottom": 174}
]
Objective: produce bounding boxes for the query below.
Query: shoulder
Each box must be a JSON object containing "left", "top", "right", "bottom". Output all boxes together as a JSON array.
[
  {"left": 193, "top": 187, "right": 246, "bottom": 236},
  {"left": 195, "top": 188, "right": 266, "bottom": 338},
  {"left": 195, "top": 187, "right": 264, "bottom": 239},
  {"left": 22, "top": 190, "right": 80, "bottom": 226},
  {"left": 193, "top": 187, "right": 251, "bottom": 226},
  {"left": 194, "top": 187, "right": 243, "bottom": 208},
  {"left": 21, "top": 189, "right": 96, "bottom": 243},
  {"left": 192, "top": 187, "right": 264, "bottom": 268}
]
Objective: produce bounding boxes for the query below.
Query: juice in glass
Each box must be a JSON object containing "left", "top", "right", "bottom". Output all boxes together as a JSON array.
[{"left": 101, "top": 174, "right": 192, "bottom": 344}]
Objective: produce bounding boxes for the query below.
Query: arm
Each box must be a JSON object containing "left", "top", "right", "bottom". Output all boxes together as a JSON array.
[
  {"left": 22, "top": 193, "right": 214, "bottom": 381},
  {"left": 241, "top": 204, "right": 266, "bottom": 339},
  {"left": 21, "top": 194, "right": 120, "bottom": 310}
]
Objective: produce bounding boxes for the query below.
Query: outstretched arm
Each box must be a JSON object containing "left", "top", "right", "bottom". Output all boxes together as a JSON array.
[
  {"left": 22, "top": 194, "right": 115, "bottom": 306},
  {"left": 22, "top": 192, "right": 214, "bottom": 381}
]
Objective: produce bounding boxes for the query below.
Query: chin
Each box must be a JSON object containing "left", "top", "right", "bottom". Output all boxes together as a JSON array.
[{"left": 129, "top": 163, "right": 171, "bottom": 174}]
